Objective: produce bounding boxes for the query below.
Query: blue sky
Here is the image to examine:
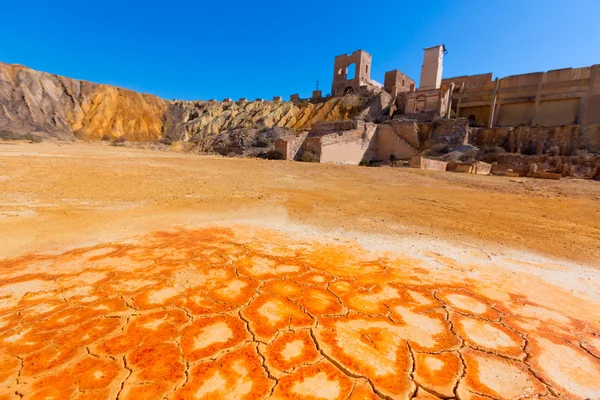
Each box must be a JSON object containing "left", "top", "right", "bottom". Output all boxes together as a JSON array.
[{"left": 2, "top": 0, "right": 599, "bottom": 100}]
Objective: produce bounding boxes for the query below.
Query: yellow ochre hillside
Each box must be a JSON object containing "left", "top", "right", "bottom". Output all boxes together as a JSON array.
[{"left": 0, "top": 62, "right": 365, "bottom": 142}]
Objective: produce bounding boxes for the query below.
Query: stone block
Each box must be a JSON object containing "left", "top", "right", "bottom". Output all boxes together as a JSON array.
[
  {"left": 491, "top": 164, "right": 530, "bottom": 176},
  {"left": 411, "top": 156, "right": 448, "bottom": 172},
  {"left": 533, "top": 172, "right": 561, "bottom": 180},
  {"left": 446, "top": 162, "right": 460, "bottom": 172},
  {"left": 473, "top": 161, "right": 492, "bottom": 175},
  {"left": 448, "top": 161, "right": 491, "bottom": 175},
  {"left": 456, "top": 164, "right": 473, "bottom": 173},
  {"left": 506, "top": 170, "right": 521, "bottom": 177}
]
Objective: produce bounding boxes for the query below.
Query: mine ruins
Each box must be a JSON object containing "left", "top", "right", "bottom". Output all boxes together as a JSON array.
[
  {"left": 275, "top": 46, "right": 600, "bottom": 181},
  {"left": 1, "top": 38, "right": 600, "bottom": 399}
]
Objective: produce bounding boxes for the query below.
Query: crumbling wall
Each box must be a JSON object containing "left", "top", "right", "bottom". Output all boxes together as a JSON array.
[
  {"left": 472, "top": 125, "right": 600, "bottom": 155},
  {"left": 430, "top": 118, "right": 470, "bottom": 146},
  {"left": 483, "top": 153, "right": 600, "bottom": 178},
  {"left": 471, "top": 127, "right": 512, "bottom": 148},
  {"left": 355, "top": 92, "right": 393, "bottom": 121},
  {"left": 318, "top": 123, "right": 377, "bottom": 165},
  {"left": 373, "top": 121, "right": 420, "bottom": 161},
  {"left": 384, "top": 70, "right": 415, "bottom": 97},
  {"left": 300, "top": 121, "right": 377, "bottom": 165},
  {"left": 331, "top": 50, "right": 372, "bottom": 97},
  {"left": 274, "top": 132, "right": 309, "bottom": 160},
  {"left": 308, "top": 120, "right": 362, "bottom": 135}
]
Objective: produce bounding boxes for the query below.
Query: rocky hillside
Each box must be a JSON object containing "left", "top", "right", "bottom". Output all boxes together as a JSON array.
[
  {"left": 0, "top": 63, "right": 168, "bottom": 141},
  {"left": 0, "top": 62, "right": 375, "bottom": 145}
]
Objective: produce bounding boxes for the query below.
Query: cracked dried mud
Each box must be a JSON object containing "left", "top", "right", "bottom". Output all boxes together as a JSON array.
[{"left": 1, "top": 142, "right": 600, "bottom": 399}]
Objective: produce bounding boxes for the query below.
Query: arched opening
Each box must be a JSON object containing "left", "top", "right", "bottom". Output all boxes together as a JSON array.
[
  {"left": 344, "top": 86, "right": 354, "bottom": 95},
  {"left": 415, "top": 96, "right": 426, "bottom": 112},
  {"left": 346, "top": 63, "right": 356, "bottom": 80}
]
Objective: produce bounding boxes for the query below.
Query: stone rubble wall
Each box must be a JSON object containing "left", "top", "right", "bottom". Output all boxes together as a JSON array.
[
  {"left": 472, "top": 124, "right": 600, "bottom": 155},
  {"left": 275, "top": 132, "right": 309, "bottom": 161}
]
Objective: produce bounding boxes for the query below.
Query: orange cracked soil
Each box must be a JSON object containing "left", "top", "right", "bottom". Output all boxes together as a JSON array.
[{"left": 1, "top": 225, "right": 600, "bottom": 400}]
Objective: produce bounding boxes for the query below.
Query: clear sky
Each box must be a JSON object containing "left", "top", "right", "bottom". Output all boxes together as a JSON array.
[{"left": 2, "top": 0, "right": 599, "bottom": 101}]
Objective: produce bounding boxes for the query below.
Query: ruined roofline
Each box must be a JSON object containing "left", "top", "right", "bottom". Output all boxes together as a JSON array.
[
  {"left": 385, "top": 69, "right": 411, "bottom": 74},
  {"left": 498, "top": 64, "right": 599, "bottom": 80},
  {"left": 333, "top": 49, "right": 368, "bottom": 59},
  {"left": 423, "top": 44, "right": 446, "bottom": 52},
  {"left": 442, "top": 72, "right": 493, "bottom": 81}
]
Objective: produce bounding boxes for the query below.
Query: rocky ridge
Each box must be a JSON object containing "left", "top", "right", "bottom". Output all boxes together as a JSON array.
[{"left": 0, "top": 62, "right": 371, "bottom": 147}]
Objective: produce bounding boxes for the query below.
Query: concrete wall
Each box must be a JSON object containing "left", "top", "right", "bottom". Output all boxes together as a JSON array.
[
  {"left": 458, "top": 105, "right": 490, "bottom": 124},
  {"left": 452, "top": 64, "right": 600, "bottom": 128},
  {"left": 301, "top": 120, "right": 423, "bottom": 164},
  {"left": 301, "top": 121, "right": 377, "bottom": 165},
  {"left": 442, "top": 73, "right": 493, "bottom": 89},
  {"left": 373, "top": 121, "right": 421, "bottom": 161},
  {"left": 497, "top": 102, "right": 536, "bottom": 127},
  {"left": 318, "top": 124, "right": 377, "bottom": 165},
  {"left": 411, "top": 156, "right": 448, "bottom": 171},
  {"left": 583, "top": 65, "right": 600, "bottom": 124},
  {"left": 536, "top": 98, "right": 580, "bottom": 126}
]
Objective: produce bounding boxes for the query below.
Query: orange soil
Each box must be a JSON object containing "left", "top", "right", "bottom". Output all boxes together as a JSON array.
[
  {"left": 1, "top": 226, "right": 599, "bottom": 399},
  {"left": 0, "top": 142, "right": 598, "bottom": 264},
  {"left": 0, "top": 142, "right": 600, "bottom": 399}
]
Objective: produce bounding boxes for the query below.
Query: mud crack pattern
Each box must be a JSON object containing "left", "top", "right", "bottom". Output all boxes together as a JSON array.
[{"left": 1, "top": 226, "right": 599, "bottom": 399}]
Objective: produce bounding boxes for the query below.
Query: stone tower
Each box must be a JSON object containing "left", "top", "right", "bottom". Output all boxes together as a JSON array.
[
  {"left": 419, "top": 45, "right": 445, "bottom": 90},
  {"left": 331, "top": 50, "right": 372, "bottom": 97}
]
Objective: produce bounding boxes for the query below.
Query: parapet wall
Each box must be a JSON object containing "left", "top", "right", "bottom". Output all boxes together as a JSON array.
[
  {"left": 310, "top": 120, "right": 365, "bottom": 135},
  {"left": 441, "top": 73, "right": 493, "bottom": 88},
  {"left": 453, "top": 64, "right": 600, "bottom": 127}
]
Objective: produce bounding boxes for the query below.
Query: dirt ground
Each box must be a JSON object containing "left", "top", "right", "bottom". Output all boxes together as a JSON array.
[{"left": 1, "top": 141, "right": 600, "bottom": 399}]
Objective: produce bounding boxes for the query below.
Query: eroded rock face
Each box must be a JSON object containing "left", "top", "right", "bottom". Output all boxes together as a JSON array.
[
  {"left": 0, "top": 63, "right": 169, "bottom": 141},
  {"left": 0, "top": 62, "right": 365, "bottom": 144}
]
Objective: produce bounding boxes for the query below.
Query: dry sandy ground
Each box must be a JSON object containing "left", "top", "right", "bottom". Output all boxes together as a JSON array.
[{"left": 1, "top": 141, "right": 600, "bottom": 399}]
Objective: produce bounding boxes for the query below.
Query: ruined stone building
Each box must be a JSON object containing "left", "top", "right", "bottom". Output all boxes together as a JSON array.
[
  {"left": 274, "top": 46, "right": 599, "bottom": 167},
  {"left": 331, "top": 50, "right": 383, "bottom": 97},
  {"left": 449, "top": 66, "right": 600, "bottom": 127},
  {"left": 331, "top": 45, "right": 600, "bottom": 128}
]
